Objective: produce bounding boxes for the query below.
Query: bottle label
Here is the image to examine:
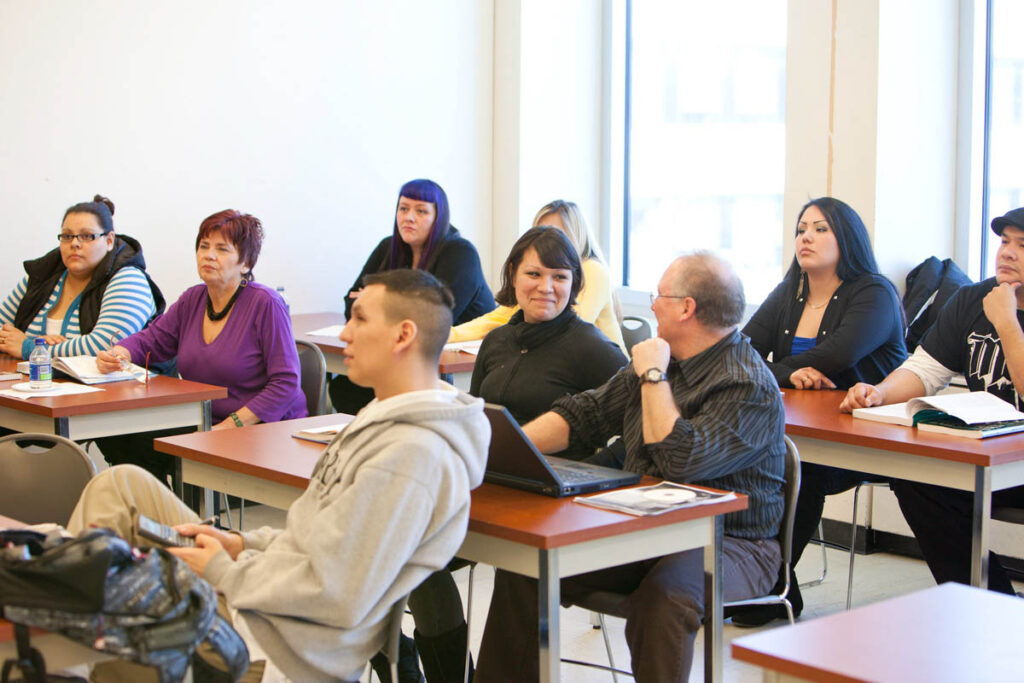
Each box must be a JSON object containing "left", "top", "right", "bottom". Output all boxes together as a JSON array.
[{"left": 30, "top": 362, "right": 52, "bottom": 384}]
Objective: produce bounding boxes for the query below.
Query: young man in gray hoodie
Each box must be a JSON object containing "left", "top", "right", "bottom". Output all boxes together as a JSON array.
[{"left": 67, "top": 269, "right": 490, "bottom": 682}]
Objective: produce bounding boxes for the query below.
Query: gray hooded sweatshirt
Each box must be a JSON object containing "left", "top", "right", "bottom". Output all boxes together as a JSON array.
[{"left": 203, "top": 385, "right": 489, "bottom": 681}]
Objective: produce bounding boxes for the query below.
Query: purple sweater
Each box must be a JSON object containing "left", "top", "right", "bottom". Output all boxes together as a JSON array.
[{"left": 120, "top": 282, "right": 306, "bottom": 423}]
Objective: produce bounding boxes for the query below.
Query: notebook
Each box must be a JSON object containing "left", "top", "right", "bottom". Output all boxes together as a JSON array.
[{"left": 483, "top": 404, "right": 641, "bottom": 497}]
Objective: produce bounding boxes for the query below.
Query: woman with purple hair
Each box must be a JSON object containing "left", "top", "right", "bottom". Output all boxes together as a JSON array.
[{"left": 330, "top": 179, "right": 494, "bottom": 414}]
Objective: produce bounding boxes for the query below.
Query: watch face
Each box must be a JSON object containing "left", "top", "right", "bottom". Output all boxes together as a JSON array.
[{"left": 644, "top": 368, "right": 665, "bottom": 383}]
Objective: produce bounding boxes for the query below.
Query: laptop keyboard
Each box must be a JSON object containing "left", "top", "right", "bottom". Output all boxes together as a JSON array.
[{"left": 551, "top": 463, "right": 608, "bottom": 484}]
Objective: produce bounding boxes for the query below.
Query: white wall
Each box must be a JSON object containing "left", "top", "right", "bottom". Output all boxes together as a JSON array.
[
  {"left": 0, "top": 0, "right": 494, "bottom": 313},
  {"left": 490, "top": 0, "right": 606, "bottom": 278}
]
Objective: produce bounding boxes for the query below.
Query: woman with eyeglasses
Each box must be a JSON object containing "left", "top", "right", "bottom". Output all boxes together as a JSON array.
[{"left": 0, "top": 194, "right": 164, "bottom": 359}]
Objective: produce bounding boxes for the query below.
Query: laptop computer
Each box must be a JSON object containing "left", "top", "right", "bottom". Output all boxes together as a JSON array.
[{"left": 483, "top": 404, "right": 641, "bottom": 497}]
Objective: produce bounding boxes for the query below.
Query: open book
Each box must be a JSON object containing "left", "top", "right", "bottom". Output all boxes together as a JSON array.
[
  {"left": 52, "top": 355, "right": 148, "bottom": 385},
  {"left": 574, "top": 482, "right": 736, "bottom": 516},
  {"left": 853, "top": 391, "right": 1024, "bottom": 439}
]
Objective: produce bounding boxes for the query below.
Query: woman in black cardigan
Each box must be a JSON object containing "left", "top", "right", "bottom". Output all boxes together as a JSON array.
[
  {"left": 329, "top": 178, "right": 495, "bottom": 414},
  {"left": 735, "top": 196, "right": 907, "bottom": 625}
]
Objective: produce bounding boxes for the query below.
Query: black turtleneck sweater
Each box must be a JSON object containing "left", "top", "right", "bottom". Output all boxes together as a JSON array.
[{"left": 470, "top": 307, "right": 627, "bottom": 459}]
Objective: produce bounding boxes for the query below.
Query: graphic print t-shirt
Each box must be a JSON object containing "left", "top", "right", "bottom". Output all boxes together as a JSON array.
[{"left": 920, "top": 277, "right": 1024, "bottom": 410}]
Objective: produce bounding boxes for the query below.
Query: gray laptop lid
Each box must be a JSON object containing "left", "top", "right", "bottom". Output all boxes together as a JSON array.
[{"left": 483, "top": 403, "right": 641, "bottom": 497}]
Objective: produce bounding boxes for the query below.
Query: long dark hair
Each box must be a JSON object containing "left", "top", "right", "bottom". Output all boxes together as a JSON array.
[
  {"left": 785, "top": 197, "right": 879, "bottom": 285},
  {"left": 386, "top": 179, "right": 451, "bottom": 270}
]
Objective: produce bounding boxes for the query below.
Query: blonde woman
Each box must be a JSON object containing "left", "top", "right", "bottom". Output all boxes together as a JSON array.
[{"left": 449, "top": 199, "right": 626, "bottom": 351}]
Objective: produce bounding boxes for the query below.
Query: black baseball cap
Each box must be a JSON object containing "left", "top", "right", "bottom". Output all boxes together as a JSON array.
[{"left": 991, "top": 207, "right": 1024, "bottom": 235}]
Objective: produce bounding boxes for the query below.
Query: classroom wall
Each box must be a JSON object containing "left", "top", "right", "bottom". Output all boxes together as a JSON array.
[{"left": 0, "top": 0, "right": 494, "bottom": 313}]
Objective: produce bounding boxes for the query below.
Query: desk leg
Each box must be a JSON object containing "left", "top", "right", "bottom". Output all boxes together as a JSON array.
[
  {"left": 200, "top": 401, "right": 212, "bottom": 431},
  {"left": 704, "top": 516, "right": 723, "bottom": 683},
  {"left": 54, "top": 417, "right": 69, "bottom": 438},
  {"left": 538, "top": 548, "right": 560, "bottom": 683},
  {"left": 971, "top": 466, "right": 992, "bottom": 587}
]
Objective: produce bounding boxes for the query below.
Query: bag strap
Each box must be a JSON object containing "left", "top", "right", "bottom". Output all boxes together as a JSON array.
[
  {"left": 1, "top": 623, "right": 47, "bottom": 683},
  {"left": 201, "top": 615, "right": 250, "bottom": 682}
]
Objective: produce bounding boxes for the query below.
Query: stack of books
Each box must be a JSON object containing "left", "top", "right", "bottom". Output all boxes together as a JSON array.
[{"left": 852, "top": 391, "right": 1024, "bottom": 439}]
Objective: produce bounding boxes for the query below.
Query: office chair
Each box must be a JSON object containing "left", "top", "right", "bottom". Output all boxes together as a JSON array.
[
  {"left": 0, "top": 433, "right": 97, "bottom": 525},
  {"left": 296, "top": 340, "right": 328, "bottom": 416},
  {"left": 619, "top": 316, "right": 653, "bottom": 357}
]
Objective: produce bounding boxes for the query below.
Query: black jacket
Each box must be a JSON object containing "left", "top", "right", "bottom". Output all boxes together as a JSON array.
[
  {"left": 471, "top": 308, "right": 627, "bottom": 459},
  {"left": 345, "top": 227, "right": 495, "bottom": 325},
  {"left": 743, "top": 272, "right": 907, "bottom": 389},
  {"left": 902, "top": 256, "right": 972, "bottom": 352},
  {"left": 14, "top": 234, "right": 165, "bottom": 334}
]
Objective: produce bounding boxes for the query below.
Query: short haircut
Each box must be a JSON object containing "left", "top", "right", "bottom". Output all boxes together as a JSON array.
[
  {"left": 671, "top": 251, "right": 745, "bottom": 328},
  {"left": 363, "top": 269, "right": 455, "bottom": 362},
  {"left": 531, "top": 199, "right": 604, "bottom": 263},
  {"left": 64, "top": 194, "right": 115, "bottom": 234},
  {"left": 494, "top": 226, "right": 584, "bottom": 308},
  {"left": 195, "top": 210, "right": 264, "bottom": 281},
  {"left": 387, "top": 178, "right": 451, "bottom": 271},
  {"left": 785, "top": 197, "right": 879, "bottom": 283}
]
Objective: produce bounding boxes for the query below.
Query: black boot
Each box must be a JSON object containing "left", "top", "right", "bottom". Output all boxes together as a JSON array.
[
  {"left": 414, "top": 624, "right": 474, "bottom": 683},
  {"left": 370, "top": 632, "right": 425, "bottom": 683}
]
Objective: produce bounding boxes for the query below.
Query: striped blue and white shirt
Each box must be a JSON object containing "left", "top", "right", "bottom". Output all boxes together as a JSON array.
[{"left": 0, "top": 268, "right": 157, "bottom": 358}]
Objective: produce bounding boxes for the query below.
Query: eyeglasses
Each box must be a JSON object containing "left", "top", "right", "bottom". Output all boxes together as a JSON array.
[
  {"left": 57, "top": 232, "right": 107, "bottom": 243},
  {"left": 650, "top": 292, "right": 688, "bottom": 306}
]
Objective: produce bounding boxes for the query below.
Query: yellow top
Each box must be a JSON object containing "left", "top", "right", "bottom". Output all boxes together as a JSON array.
[{"left": 449, "top": 259, "right": 626, "bottom": 352}]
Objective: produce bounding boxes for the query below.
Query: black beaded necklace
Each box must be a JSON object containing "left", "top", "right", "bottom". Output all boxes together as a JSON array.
[{"left": 206, "top": 281, "right": 246, "bottom": 321}]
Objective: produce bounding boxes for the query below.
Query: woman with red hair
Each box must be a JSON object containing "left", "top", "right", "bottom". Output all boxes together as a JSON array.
[{"left": 95, "top": 209, "right": 306, "bottom": 483}]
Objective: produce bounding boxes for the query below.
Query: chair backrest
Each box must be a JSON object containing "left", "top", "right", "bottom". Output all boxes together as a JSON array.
[
  {"left": 620, "top": 315, "right": 654, "bottom": 356},
  {"left": 295, "top": 340, "right": 328, "bottom": 416},
  {"left": 779, "top": 436, "right": 802, "bottom": 566},
  {"left": 0, "top": 433, "right": 97, "bottom": 525}
]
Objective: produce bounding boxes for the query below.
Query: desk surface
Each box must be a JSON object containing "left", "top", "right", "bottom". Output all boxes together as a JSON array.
[
  {"left": 783, "top": 389, "right": 1024, "bottom": 468},
  {"left": 731, "top": 582, "right": 1024, "bottom": 683},
  {"left": 156, "top": 414, "right": 747, "bottom": 549},
  {"left": 292, "top": 311, "right": 477, "bottom": 375},
  {"left": 0, "top": 355, "right": 226, "bottom": 418}
]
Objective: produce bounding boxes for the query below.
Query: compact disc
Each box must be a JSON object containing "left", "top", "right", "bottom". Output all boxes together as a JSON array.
[{"left": 640, "top": 488, "right": 697, "bottom": 504}]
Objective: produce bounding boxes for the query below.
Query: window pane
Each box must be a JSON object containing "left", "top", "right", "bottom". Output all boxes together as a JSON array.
[
  {"left": 627, "top": 0, "right": 786, "bottom": 304},
  {"left": 984, "top": 0, "right": 1024, "bottom": 273}
]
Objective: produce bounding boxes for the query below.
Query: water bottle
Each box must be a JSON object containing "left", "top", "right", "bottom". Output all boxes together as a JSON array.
[
  {"left": 29, "top": 338, "right": 52, "bottom": 390},
  {"left": 275, "top": 286, "right": 290, "bottom": 312}
]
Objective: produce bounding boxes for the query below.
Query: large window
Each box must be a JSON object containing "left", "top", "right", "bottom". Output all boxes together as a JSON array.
[
  {"left": 982, "top": 0, "right": 1024, "bottom": 274},
  {"left": 624, "top": 0, "right": 787, "bottom": 303}
]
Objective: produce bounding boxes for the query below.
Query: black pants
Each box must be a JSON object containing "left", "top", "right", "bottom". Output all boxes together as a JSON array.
[
  {"left": 94, "top": 427, "right": 197, "bottom": 489},
  {"left": 892, "top": 480, "right": 1024, "bottom": 593},
  {"left": 327, "top": 374, "right": 375, "bottom": 415}
]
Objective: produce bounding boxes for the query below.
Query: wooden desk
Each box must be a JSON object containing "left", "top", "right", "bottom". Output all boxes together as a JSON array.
[
  {"left": 155, "top": 415, "right": 746, "bottom": 683},
  {"left": 291, "top": 312, "right": 477, "bottom": 389},
  {"left": 783, "top": 389, "right": 1024, "bottom": 587},
  {"left": 731, "top": 582, "right": 1024, "bottom": 682},
  {"left": 0, "top": 356, "right": 226, "bottom": 440},
  {"left": 0, "top": 515, "right": 112, "bottom": 671}
]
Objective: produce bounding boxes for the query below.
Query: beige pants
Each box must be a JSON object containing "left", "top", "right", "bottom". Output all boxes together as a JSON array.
[{"left": 67, "top": 465, "right": 267, "bottom": 683}]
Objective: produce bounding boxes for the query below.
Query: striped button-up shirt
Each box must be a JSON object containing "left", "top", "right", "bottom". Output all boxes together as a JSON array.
[{"left": 552, "top": 328, "right": 785, "bottom": 539}]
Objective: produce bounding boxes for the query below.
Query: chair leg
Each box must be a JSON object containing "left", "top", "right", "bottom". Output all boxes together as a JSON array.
[
  {"left": 219, "top": 492, "right": 234, "bottom": 529},
  {"left": 846, "top": 483, "right": 865, "bottom": 610},
  {"left": 464, "top": 563, "right": 476, "bottom": 683},
  {"left": 597, "top": 613, "right": 619, "bottom": 683},
  {"left": 800, "top": 521, "right": 828, "bottom": 589},
  {"left": 590, "top": 610, "right": 602, "bottom": 628}
]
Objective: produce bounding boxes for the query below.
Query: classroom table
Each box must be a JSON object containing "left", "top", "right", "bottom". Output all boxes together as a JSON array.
[
  {"left": 731, "top": 582, "right": 1024, "bottom": 682},
  {"left": 154, "top": 414, "right": 746, "bottom": 683},
  {"left": 0, "top": 356, "right": 226, "bottom": 440},
  {"left": 0, "top": 515, "right": 113, "bottom": 672},
  {"left": 291, "top": 312, "right": 477, "bottom": 389},
  {"left": 783, "top": 389, "right": 1024, "bottom": 587}
]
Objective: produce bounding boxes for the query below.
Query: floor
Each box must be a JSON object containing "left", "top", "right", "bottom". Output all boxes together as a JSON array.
[{"left": 235, "top": 503, "right": 978, "bottom": 682}]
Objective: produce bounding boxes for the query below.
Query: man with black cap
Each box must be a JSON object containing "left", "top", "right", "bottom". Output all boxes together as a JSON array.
[{"left": 839, "top": 207, "right": 1024, "bottom": 594}]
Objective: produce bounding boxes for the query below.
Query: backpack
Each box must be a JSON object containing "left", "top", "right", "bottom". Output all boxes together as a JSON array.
[
  {"left": 0, "top": 528, "right": 248, "bottom": 683},
  {"left": 903, "top": 256, "right": 972, "bottom": 352}
]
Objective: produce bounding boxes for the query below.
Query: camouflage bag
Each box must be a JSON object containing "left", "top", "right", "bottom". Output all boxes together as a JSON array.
[{"left": 0, "top": 528, "right": 248, "bottom": 683}]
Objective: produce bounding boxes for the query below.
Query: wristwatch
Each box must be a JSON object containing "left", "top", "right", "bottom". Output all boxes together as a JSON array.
[{"left": 640, "top": 367, "right": 668, "bottom": 385}]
